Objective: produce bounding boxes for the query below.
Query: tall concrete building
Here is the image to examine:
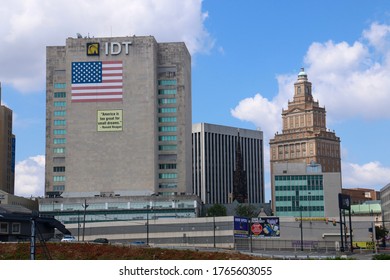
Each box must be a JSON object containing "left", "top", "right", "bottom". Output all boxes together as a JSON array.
[
  {"left": 269, "top": 69, "right": 341, "bottom": 216},
  {"left": 0, "top": 84, "right": 16, "bottom": 194},
  {"left": 192, "top": 123, "right": 264, "bottom": 204},
  {"left": 45, "top": 36, "right": 192, "bottom": 198}
]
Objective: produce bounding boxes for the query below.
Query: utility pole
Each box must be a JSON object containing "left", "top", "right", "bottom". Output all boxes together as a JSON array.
[
  {"left": 82, "top": 199, "right": 89, "bottom": 242},
  {"left": 213, "top": 216, "right": 216, "bottom": 248},
  {"left": 30, "top": 213, "right": 37, "bottom": 260},
  {"left": 300, "top": 206, "right": 303, "bottom": 251}
]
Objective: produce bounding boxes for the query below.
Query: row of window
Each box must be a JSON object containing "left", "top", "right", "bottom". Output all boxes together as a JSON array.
[
  {"left": 159, "top": 135, "right": 177, "bottom": 141},
  {"left": 159, "top": 173, "right": 177, "bottom": 179},
  {"left": 158, "top": 98, "right": 176, "bottom": 105},
  {"left": 0, "top": 222, "right": 21, "bottom": 234},
  {"left": 275, "top": 185, "right": 324, "bottom": 191},
  {"left": 159, "top": 126, "right": 177, "bottom": 132},
  {"left": 54, "top": 83, "right": 66, "bottom": 89},
  {"left": 54, "top": 129, "right": 66, "bottom": 135},
  {"left": 54, "top": 120, "right": 66, "bottom": 126},
  {"left": 158, "top": 79, "right": 177, "bottom": 86},
  {"left": 54, "top": 138, "right": 66, "bottom": 144},
  {"left": 159, "top": 145, "right": 177, "bottom": 151},
  {"left": 54, "top": 101, "right": 66, "bottom": 107},
  {"left": 158, "top": 89, "right": 177, "bottom": 95},
  {"left": 159, "top": 107, "right": 176, "bottom": 113},
  {"left": 158, "top": 117, "right": 176, "bottom": 123},
  {"left": 276, "top": 206, "right": 325, "bottom": 212},
  {"left": 159, "top": 183, "right": 178, "bottom": 189},
  {"left": 159, "top": 164, "right": 177, "bottom": 169},
  {"left": 275, "top": 175, "right": 323, "bottom": 181},
  {"left": 53, "top": 176, "right": 65, "bottom": 182},
  {"left": 54, "top": 92, "right": 66, "bottom": 98},
  {"left": 53, "top": 185, "right": 65, "bottom": 191},
  {"left": 53, "top": 166, "right": 65, "bottom": 172},
  {"left": 54, "top": 148, "right": 65, "bottom": 154},
  {"left": 54, "top": 110, "right": 66, "bottom": 116},
  {"left": 275, "top": 195, "right": 324, "bottom": 201}
]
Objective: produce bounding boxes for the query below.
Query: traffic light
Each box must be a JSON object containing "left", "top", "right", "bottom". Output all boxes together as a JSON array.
[{"left": 332, "top": 219, "right": 336, "bottom": 226}]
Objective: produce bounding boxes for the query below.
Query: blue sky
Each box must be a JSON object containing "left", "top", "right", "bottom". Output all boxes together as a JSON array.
[{"left": 1, "top": 0, "right": 390, "bottom": 199}]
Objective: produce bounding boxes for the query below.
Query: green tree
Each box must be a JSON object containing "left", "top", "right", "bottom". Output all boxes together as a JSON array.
[
  {"left": 235, "top": 204, "right": 257, "bottom": 218},
  {"left": 375, "top": 226, "right": 389, "bottom": 247},
  {"left": 207, "top": 204, "right": 227, "bottom": 217}
]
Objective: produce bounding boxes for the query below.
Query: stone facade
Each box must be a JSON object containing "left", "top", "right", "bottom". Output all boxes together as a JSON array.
[
  {"left": 0, "top": 85, "right": 15, "bottom": 194},
  {"left": 45, "top": 36, "right": 191, "bottom": 198},
  {"left": 269, "top": 69, "right": 342, "bottom": 216},
  {"left": 270, "top": 69, "right": 341, "bottom": 173}
]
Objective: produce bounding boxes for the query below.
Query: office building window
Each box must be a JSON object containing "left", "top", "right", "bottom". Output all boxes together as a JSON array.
[
  {"left": 158, "top": 107, "right": 177, "bottom": 113},
  {"left": 158, "top": 117, "right": 177, "bottom": 123},
  {"left": 159, "top": 164, "right": 177, "bottom": 169},
  {"left": 158, "top": 135, "right": 177, "bottom": 141},
  {"left": 53, "top": 129, "right": 67, "bottom": 135},
  {"left": 53, "top": 148, "right": 65, "bottom": 154},
  {"left": 159, "top": 145, "right": 177, "bottom": 151},
  {"left": 54, "top": 120, "right": 66, "bottom": 126},
  {"left": 158, "top": 80, "right": 177, "bottom": 86},
  {"left": 158, "top": 126, "right": 177, "bottom": 132},
  {"left": 158, "top": 89, "right": 177, "bottom": 95},
  {"left": 54, "top": 110, "right": 66, "bottom": 116},
  {"left": 159, "top": 184, "right": 178, "bottom": 189},
  {"left": 53, "top": 138, "right": 66, "bottom": 144},
  {"left": 54, "top": 92, "right": 66, "bottom": 98},
  {"left": 54, "top": 101, "right": 66, "bottom": 107},
  {"left": 159, "top": 173, "right": 177, "bottom": 179},
  {"left": 54, "top": 83, "right": 66, "bottom": 89},
  {"left": 53, "top": 185, "right": 65, "bottom": 191},
  {"left": 53, "top": 166, "right": 65, "bottom": 172},
  {"left": 53, "top": 176, "right": 65, "bottom": 182},
  {"left": 158, "top": 98, "right": 176, "bottom": 104}
]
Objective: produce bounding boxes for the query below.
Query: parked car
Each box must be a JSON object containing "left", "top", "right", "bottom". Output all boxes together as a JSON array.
[
  {"left": 61, "top": 235, "right": 76, "bottom": 242},
  {"left": 129, "top": 241, "right": 147, "bottom": 246},
  {"left": 92, "top": 238, "right": 109, "bottom": 244}
]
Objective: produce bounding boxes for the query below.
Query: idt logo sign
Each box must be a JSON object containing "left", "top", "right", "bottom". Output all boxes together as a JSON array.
[
  {"left": 87, "top": 43, "right": 99, "bottom": 56},
  {"left": 105, "top": 42, "right": 132, "bottom": 55}
]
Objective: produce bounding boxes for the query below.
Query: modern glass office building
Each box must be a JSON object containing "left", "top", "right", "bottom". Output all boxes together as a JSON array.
[
  {"left": 272, "top": 162, "right": 341, "bottom": 217},
  {"left": 192, "top": 123, "right": 264, "bottom": 204}
]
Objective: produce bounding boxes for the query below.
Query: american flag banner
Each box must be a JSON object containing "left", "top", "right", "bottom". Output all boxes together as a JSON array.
[{"left": 71, "top": 60, "right": 123, "bottom": 102}]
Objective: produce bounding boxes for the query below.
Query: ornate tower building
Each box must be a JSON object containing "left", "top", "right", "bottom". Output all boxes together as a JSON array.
[
  {"left": 270, "top": 68, "right": 341, "bottom": 172},
  {"left": 269, "top": 69, "right": 342, "bottom": 217}
]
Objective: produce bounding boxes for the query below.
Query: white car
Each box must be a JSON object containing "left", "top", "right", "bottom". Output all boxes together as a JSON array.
[{"left": 61, "top": 235, "right": 76, "bottom": 242}]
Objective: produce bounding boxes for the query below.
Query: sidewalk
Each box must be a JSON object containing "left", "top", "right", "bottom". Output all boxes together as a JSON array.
[{"left": 244, "top": 249, "right": 382, "bottom": 260}]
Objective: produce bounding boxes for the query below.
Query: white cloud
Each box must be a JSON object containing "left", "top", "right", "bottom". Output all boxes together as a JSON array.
[
  {"left": 14, "top": 155, "right": 45, "bottom": 197},
  {"left": 0, "top": 0, "right": 213, "bottom": 92},
  {"left": 231, "top": 21, "right": 390, "bottom": 190},
  {"left": 342, "top": 161, "right": 390, "bottom": 190},
  {"left": 232, "top": 21, "right": 390, "bottom": 130},
  {"left": 230, "top": 74, "right": 294, "bottom": 140}
]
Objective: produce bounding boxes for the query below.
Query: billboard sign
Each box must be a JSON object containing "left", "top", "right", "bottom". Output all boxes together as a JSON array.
[
  {"left": 234, "top": 216, "right": 280, "bottom": 238},
  {"left": 233, "top": 216, "right": 250, "bottom": 238},
  {"left": 251, "top": 217, "right": 280, "bottom": 238}
]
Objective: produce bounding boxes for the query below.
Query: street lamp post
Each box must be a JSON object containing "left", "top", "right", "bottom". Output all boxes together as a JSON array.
[
  {"left": 82, "top": 199, "right": 89, "bottom": 242},
  {"left": 300, "top": 206, "right": 303, "bottom": 251}
]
